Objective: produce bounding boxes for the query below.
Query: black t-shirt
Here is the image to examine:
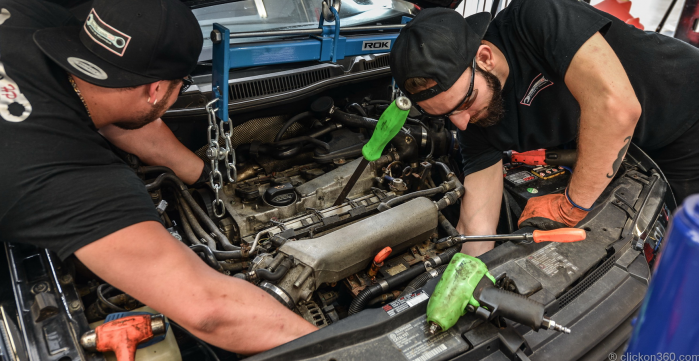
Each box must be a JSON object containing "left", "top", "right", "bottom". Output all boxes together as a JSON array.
[
  {"left": 458, "top": 0, "right": 699, "bottom": 176},
  {"left": 0, "top": 0, "right": 160, "bottom": 260}
]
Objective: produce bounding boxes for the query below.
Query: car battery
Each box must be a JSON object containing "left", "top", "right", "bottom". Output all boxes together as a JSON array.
[{"left": 503, "top": 164, "right": 570, "bottom": 206}]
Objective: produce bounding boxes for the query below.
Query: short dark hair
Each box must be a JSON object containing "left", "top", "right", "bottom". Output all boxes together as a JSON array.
[{"left": 404, "top": 77, "right": 433, "bottom": 94}]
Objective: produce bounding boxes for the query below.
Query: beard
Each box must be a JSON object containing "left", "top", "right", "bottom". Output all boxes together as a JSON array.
[
  {"left": 470, "top": 65, "right": 505, "bottom": 128},
  {"left": 113, "top": 81, "right": 178, "bottom": 130}
]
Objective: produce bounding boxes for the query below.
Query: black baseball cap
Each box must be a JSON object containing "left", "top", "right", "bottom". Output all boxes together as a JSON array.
[
  {"left": 34, "top": 0, "right": 203, "bottom": 88},
  {"left": 390, "top": 9, "right": 491, "bottom": 103}
]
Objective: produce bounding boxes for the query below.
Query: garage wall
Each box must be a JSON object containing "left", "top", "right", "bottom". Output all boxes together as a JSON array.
[{"left": 452, "top": 0, "right": 688, "bottom": 36}]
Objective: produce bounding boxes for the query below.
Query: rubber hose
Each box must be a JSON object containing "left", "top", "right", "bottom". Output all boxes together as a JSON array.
[
  {"left": 399, "top": 264, "right": 449, "bottom": 297},
  {"left": 438, "top": 212, "right": 459, "bottom": 237},
  {"left": 348, "top": 103, "right": 367, "bottom": 117},
  {"left": 330, "top": 110, "right": 418, "bottom": 160},
  {"left": 434, "top": 161, "right": 454, "bottom": 180},
  {"left": 348, "top": 263, "right": 428, "bottom": 315},
  {"left": 175, "top": 200, "right": 201, "bottom": 245},
  {"left": 275, "top": 111, "right": 313, "bottom": 142},
  {"left": 190, "top": 245, "right": 224, "bottom": 272},
  {"left": 255, "top": 258, "right": 293, "bottom": 282},
  {"left": 213, "top": 250, "right": 245, "bottom": 260},
  {"left": 145, "top": 173, "right": 238, "bottom": 251},
  {"left": 179, "top": 196, "right": 218, "bottom": 250},
  {"left": 376, "top": 186, "right": 445, "bottom": 211}
]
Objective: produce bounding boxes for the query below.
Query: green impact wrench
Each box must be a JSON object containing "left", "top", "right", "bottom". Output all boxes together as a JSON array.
[
  {"left": 426, "top": 253, "right": 571, "bottom": 335},
  {"left": 333, "top": 96, "right": 412, "bottom": 206}
]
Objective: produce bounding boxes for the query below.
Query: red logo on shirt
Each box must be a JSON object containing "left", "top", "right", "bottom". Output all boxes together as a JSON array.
[{"left": 520, "top": 73, "right": 553, "bottom": 106}]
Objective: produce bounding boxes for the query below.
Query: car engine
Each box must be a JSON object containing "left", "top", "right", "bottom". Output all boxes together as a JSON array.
[{"left": 105, "top": 92, "right": 465, "bottom": 329}]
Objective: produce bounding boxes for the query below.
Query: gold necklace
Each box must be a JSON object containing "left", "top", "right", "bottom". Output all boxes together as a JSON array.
[{"left": 68, "top": 74, "right": 92, "bottom": 118}]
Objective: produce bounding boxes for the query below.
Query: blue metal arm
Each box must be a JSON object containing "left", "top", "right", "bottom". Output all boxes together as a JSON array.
[{"left": 211, "top": 9, "right": 406, "bottom": 123}]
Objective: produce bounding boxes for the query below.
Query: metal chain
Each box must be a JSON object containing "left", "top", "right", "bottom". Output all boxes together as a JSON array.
[
  {"left": 205, "top": 99, "right": 226, "bottom": 218},
  {"left": 220, "top": 119, "right": 237, "bottom": 183}
]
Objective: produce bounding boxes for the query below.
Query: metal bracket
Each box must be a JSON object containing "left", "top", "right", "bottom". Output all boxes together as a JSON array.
[{"left": 210, "top": 2, "right": 408, "bottom": 124}]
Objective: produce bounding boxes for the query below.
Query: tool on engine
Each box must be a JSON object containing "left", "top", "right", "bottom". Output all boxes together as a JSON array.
[
  {"left": 368, "top": 247, "right": 392, "bottom": 280},
  {"left": 80, "top": 313, "right": 167, "bottom": 361},
  {"left": 504, "top": 149, "right": 577, "bottom": 167},
  {"left": 333, "top": 96, "right": 412, "bottom": 206},
  {"left": 434, "top": 228, "right": 587, "bottom": 249},
  {"left": 426, "top": 254, "right": 571, "bottom": 336}
]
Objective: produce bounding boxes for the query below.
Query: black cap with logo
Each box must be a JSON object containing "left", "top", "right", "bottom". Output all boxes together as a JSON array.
[
  {"left": 34, "top": 0, "right": 203, "bottom": 88},
  {"left": 390, "top": 9, "right": 491, "bottom": 103}
]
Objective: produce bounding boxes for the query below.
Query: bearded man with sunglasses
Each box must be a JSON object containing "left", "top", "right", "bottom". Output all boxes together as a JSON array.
[
  {"left": 0, "top": 0, "right": 316, "bottom": 354},
  {"left": 390, "top": 1, "right": 698, "bottom": 256}
]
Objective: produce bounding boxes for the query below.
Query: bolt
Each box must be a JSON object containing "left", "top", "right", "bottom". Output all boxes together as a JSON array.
[
  {"left": 60, "top": 274, "right": 73, "bottom": 284},
  {"left": 69, "top": 301, "right": 81, "bottom": 311},
  {"left": 32, "top": 282, "right": 49, "bottom": 294},
  {"left": 466, "top": 305, "right": 476, "bottom": 313},
  {"left": 210, "top": 29, "right": 222, "bottom": 44}
]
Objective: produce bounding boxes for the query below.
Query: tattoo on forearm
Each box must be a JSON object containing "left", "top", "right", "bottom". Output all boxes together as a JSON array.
[{"left": 607, "top": 136, "right": 632, "bottom": 178}]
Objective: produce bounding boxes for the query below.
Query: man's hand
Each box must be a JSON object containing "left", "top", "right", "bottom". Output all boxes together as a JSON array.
[
  {"left": 518, "top": 193, "right": 588, "bottom": 230},
  {"left": 75, "top": 221, "right": 317, "bottom": 355}
]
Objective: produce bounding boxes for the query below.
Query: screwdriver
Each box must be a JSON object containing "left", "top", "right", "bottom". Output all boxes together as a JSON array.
[
  {"left": 434, "top": 228, "right": 587, "bottom": 249},
  {"left": 333, "top": 96, "right": 412, "bottom": 206}
]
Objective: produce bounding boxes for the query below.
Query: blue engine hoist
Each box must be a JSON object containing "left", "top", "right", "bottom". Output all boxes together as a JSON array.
[{"left": 209, "top": 0, "right": 410, "bottom": 124}]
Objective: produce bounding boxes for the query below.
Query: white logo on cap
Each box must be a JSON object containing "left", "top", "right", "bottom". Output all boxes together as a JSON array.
[
  {"left": 83, "top": 9, "right": 132, "bottom": 57},
  {"left": 67, "top": 57, "right": 108, "bottom": 80}
]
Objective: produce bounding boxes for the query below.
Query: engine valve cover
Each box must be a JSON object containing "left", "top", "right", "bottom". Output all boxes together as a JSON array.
[{"left": 279, "top": 197, "right": 438, "bottom": 286}]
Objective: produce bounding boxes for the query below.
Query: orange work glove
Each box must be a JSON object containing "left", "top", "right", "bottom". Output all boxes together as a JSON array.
[{"left": 518, "top": 191, "right": 589, "bottom": 230}]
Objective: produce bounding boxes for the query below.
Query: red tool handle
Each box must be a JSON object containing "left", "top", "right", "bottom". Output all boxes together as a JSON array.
[
  {"left": 374, "top": 247, "right": 393, "bottom": 263},
  {"left": 511, "top": 149, "right": 546, "bottom": 166},
  {"left": 532, "top": 229, "right": 587, "bottom": 243},
  {"left": 96, "top": 315, "right": 154, "bottom": 361}
]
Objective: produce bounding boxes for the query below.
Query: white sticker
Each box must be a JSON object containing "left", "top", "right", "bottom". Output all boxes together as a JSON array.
[
  {"left": 362, "top": 39, "right": 391, "bottom": 51},
  {"left": 0, "top": 63, "right": 32, "bottom": 122},
  {"left": 67, "top": 57, "right": 108, "bottom": 80}
]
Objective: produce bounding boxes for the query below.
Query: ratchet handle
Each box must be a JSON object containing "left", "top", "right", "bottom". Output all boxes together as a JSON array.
[
  {"left": 361, "top": 97, "right": 411, "bottom": 161},
  {"left": 532, "top": 228, "right": 586, "bottom": 243}
]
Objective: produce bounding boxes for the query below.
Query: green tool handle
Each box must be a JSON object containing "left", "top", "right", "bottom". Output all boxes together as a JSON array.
[{"left": 361, "top": 97, "right": 411, "bottom": 161}]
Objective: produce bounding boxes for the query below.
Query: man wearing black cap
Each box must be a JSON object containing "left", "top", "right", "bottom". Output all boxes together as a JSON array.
[
  {"left": 0, "top": 0, "right": 316, "bottom": 354},
  {"left": 391, "top": 0, "right": 698, "bottom": 256}
]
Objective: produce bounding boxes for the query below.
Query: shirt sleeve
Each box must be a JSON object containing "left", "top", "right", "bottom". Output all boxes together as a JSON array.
[
  {"left": 1, "top": 163, "right": 162, "bottom": 260},
  {"left": 458, "top": 128, "right": 503, "bottom": 176},
  {"left": 513, "top": 0, "right": 612, "bottom": 78}
]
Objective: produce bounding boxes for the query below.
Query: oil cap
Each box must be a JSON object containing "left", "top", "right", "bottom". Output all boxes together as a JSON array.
[{"left": 263, "top": 183, "right": 297, "bottom": 207}]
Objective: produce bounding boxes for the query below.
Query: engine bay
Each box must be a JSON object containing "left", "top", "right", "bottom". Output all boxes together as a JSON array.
[{"left": 0, "top": 77, "right": 670, "bottom": 361}]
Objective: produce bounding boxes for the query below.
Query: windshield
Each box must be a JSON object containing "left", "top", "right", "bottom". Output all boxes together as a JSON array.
[{"left": 194, "top": 0, "right": 415, "bottom": 60}]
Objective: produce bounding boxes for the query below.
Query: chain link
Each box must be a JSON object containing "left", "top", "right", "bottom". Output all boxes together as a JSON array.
[
  {"left": 220, "top": 119, "right": 237, "bottom": 183},
  {"left": 205, "top": 99, "right": 226, "bottom": 218}
]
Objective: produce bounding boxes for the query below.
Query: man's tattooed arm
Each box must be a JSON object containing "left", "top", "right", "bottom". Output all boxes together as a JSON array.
[{"left": 607, "top": 136, "right": 631, "bottom": 178}]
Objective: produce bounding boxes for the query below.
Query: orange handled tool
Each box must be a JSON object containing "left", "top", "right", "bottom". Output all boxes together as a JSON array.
[
  {"left": 435, "top": 228, "right": 587, "bottom": 248},
  {"left": 532, "top": 228, "right": 587, "bottom": 243},
  {"left": 505, "top": 149, "right": 577, "bottom": 167},
  {"left": 368, "top": 247, "right": 392, "bottom": 279},
  {"left": 80, "top": 314, "right": 166, "bottom": 361}
]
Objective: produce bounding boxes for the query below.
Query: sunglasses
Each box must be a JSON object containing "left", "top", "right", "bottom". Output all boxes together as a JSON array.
[
  {"left": 179, "top": 75, "right": 194, "bottom": 95},
  {"left": 415, "top": 58, "right": 477, "bottom": 118}
]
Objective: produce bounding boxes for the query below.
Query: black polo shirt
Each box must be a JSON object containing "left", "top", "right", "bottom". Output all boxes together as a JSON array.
[{"left": 458, "top": 0, "right": 699, "bottom": 175}]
